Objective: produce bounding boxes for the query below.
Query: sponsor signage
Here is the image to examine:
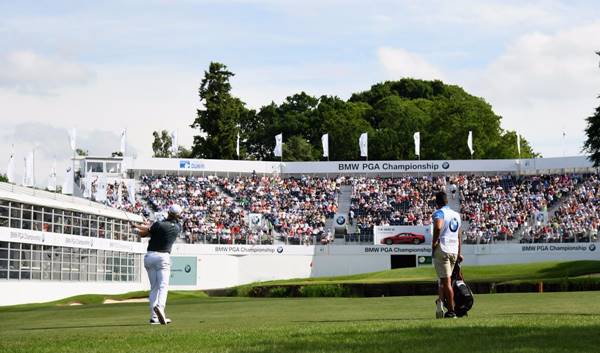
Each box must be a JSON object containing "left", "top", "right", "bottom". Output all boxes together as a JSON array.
[
  {"left": 179, "top": 160, "right": 206, "bottom": 170},
  {"left": 373, "top": 225, "right": 432, "bottom": 245},
  {"left": 0, "top": 227, "right": 146, "bottom": 253},
  {"left": 521, "top": 244, "right": 597, "bottom": 252},
  {"left": 170, "top": 256, "right": 197, "bottom": 286},
  {"left": 363, "top": 246, "right": 431, "bottom": 254}
]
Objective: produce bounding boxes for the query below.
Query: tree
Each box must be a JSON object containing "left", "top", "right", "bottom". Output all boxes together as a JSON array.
[
  {"left": 282, "top": 136, "right": 315, "bottom": 161},
  {"left": 191, "top": 62, "right": 244, "bottom": 159},
  {"left": 177, "top": 146, "right": 193, "bottom": 158},
  {"left": 0, "top": 174, "right": 7, "bottom": 183},
  {"left": 152, "top": 130, "right": 173, "bottom": 158},
  {"left": 583, "top": 99, "right": 600, "bottom": 167},
  {"left": 111, "top": 151, "right": 123, "bottom": 157},
  {"left": 75, "top": 148, "right": 88, "bottom": 156}
]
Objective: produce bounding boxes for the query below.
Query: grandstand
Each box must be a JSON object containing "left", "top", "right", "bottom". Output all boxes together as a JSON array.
[{"left": 1, "top": 155, "right": 598, "bottom": 305}]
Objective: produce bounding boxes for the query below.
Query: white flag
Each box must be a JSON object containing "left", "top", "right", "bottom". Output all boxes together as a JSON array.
[
  {"left": 467, "top": 131, "right": 474, "bottom": 156},
  {"left": 236, "top": 132, "right": 240, "bottom": 157},
  {"left": 117, "top": 182, "right": 123, "bottom": 206},
  {"left": 127, "top": 179, "right": 136, "bottom": 205},
  {"left": 321, "top": 133, "right": 329, "bottom": 158},
  {"left": 359, "top": 133, "right": 368, "bottom": 158},
  {"left": 274, "top": 133, "right": 283, "bottom": 157},
  {"left": 24, "top": 152, "right": 34, "bottom": 187},
  {"left": 62, "top": 166, "right": 74, "bottom": 195},
  {"left": 120, "top": 129, "right": 127, "bottom": 154},
  {"left": 170, "top": 130, "right": 178, "bottom": 154},
  {"left": 83, "top": 175, "right": 93, "bottom": 198},
  {"left": 516, "top": 131, "right": 521, "bottom": 156},
  {"left": 95, "top": 176, "right": 107, "bottom": 202},
  {"left": 6, "top": 145, "right": 15, "bottom": 183},
  {"left": 68, "top": 128, "right": 76, "bottom": 152},
  {"left": 413, "top": 132, "right": 420, "bottom": 156},
  {"left": 47, "top": 160, "right": 57, "bottom": 191}
]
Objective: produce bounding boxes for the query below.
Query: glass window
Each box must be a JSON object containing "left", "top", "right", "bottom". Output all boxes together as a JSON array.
[
  {"left": 42, "top": 246, "right": 52, "bottom": 280},
  {"left": 9, "top": 243, "right": 20, "bottom": 279},
  {"left": 43, "top": 208, "right": 52, "bottom": 232},
  {"left": 114, "top": 221, "right": 121, "bottom": 241},
  {"left": 0, "top": 246, "right": 7, "bottom": 280},
  {"left": 20, "top": 244, "right": 31, "bottom": 279},
  {"left": 22, "top": 205, "right": 32, "bottom": 230},
  {"left": 97, "top": 250, "right": 106, "bottom": 281},
  {"left": 32, "top": 206, "right": 43, "bottom": 231},
  {"left": 106, "top": 162, "right": 120, "bottom": 174},
  {"left": 10, "top": 203, "right": 22, "bottom": 229},
  {"left": 0, "top": 201, "right": 9, "bottom": 227},
  {"left": 52, "top": 247, "right": 62, "bottom": 280},
  {"left": 72, "top": 213, "right": 81, "bottom": 236},
  {"left": 63, "top": 212, "right": 73, "bottom": 235},
  {"left": 90, "top": 215, "right": 98, "bottom": 237},
  {"left": 70, "top": 248, "right": 80, "bottom": 281},
  {"left": 31, "top": 245, "right": 42, "bottom": 280},
  {"left": 53, "top": 210, "right": 64, "bottom": 233},
  {"left": 105, "top": 220, "right": 113, "bottom": 240},
  {"left": 98, "top": 217, "right": 106, "bottom": 238},
  {"left": 81, "top": 214, "right": 90, "bottom": 237},
  {"left": 87, "top": 161, "right": 104, "bottom": 173},
  {"left": 88, "top": 249, "right": 97, "bottom": 281}
]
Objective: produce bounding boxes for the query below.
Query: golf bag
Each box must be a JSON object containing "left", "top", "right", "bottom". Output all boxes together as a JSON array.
[{"left": 449, "top": 262, "right": 474, "bottom": 317}]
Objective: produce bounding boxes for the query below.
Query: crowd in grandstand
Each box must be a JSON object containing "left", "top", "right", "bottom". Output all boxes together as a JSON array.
[
  {"left": 349, "top": 176, "right": 445, "bottom": 235},
  {"left": 521, "top": 174, "right": 599, "bottom": 243},
  {"left": 136, "top": 175, "right": 340, "bottom": 244},
  {"left": 459, "top": 174, "right": 576, "bottom": 244},
  {"left": 81, "top": 171, "right": 600, "bottom": 246}
]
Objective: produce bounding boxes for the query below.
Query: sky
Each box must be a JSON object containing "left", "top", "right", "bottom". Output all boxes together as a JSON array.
[{"left": 1, "top": 0, "right": 599, "bottom": 188}]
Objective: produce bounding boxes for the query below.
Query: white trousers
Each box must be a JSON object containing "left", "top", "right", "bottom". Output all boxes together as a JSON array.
[{"left": 144, "top": 251, "right": 171, "bottom": 320}]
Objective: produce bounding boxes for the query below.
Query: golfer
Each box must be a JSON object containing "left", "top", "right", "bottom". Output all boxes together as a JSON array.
[
  {"left": 431, "top": 191, "right": 463, "bottom": 319},
  {"left": 133, "top": 204, "right": 182, "bottom": 325}
]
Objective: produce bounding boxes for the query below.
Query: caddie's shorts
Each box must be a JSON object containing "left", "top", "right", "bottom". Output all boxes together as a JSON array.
[{"left": 433, "top": 247, "right": 457, "bottom": 279}]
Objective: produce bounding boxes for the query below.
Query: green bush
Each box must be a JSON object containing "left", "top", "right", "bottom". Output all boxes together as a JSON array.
[
  {"left": 267, "top": 286, "right": 290, "bottom": 297},
  {"left": 299, "top": 284, "right": 350, "bottom": 297}
]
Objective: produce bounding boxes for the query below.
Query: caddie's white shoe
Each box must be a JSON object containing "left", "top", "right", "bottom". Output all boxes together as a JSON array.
[
  {"left": 153, "top": 306, "right": 168, "bottom": 325},
  {"left": 435, "top": 299, "right": 445, "bottom": 319}
]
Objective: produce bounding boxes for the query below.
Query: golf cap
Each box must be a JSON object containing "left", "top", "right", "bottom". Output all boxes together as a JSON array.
[{"left": 168, "top": 204, "right": 183, "bottom": 216}]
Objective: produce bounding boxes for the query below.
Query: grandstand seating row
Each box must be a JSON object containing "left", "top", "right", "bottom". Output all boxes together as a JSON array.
[{"left": 91, "top": 173, "right": 599, "bottom": 245}]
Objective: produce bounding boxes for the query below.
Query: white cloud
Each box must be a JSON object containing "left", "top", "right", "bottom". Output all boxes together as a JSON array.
[
  {"left": 377, "top": 47, "right": 445, "bottom": 81},
  {"left": 0, "top": 50, "right": 94, "bottom": 95},
  {"left": 377, "top": 22, "right": 600, "bottom": 157},
  {"left": 466, "top": 23, "right": 600, "bottom": 157}
]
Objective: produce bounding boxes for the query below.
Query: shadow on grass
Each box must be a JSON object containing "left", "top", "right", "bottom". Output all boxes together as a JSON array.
[
  {"left": 235, "top": 324, "right": 600, "bottom": 353},
  {"left": 292, "top": 318, "right": 432, "bottom": 323},
  {"left": 538, "top": 260, "right": 600, "bottom": 278},
  {"left": 21, "top": 323, "right": 151, "bottom": 331}
]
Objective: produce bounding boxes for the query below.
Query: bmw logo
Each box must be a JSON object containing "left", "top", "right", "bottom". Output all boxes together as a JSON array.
[
  {"left": 589, "top": 244, "right": 596, "bottom": 252},
  {"left": 442, "top": 162, "right": 450, "bottom": 170},
  {"left": 277, "top": 246, "right": 284, "bottom": 254},
  {"left": 184, "top": 265, "right": 192, "bottom": 273},
  {"left": 449, "top": 218, "right": 459, "bottom": 232},
  {"left": 336, "top": 216, "right": 346, "bottom": 225},
  {"left": 418, "top": 256, "right": 425, "bottom": 264}
]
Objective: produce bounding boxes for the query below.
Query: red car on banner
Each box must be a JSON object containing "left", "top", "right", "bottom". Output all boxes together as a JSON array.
[{"left": 381, "top": 232, "right": 425, "bottom": 245}]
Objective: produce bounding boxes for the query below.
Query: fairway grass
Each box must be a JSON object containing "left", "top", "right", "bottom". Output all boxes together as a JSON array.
[{"left": 1, "top": 292, "right": 599, "bottom": 353}]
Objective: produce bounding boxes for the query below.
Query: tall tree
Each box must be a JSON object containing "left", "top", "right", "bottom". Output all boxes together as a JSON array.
[
  {"left": 152, "top": 130, "right": 173, "bottom": 157},
  {"left": 191, "top": 62, "right": 244, "bottom": 159},
  {"left": 583, "top": 99, "right": 600, "bottom": 167}
]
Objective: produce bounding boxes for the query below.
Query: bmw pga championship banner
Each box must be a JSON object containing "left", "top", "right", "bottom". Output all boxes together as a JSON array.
[
  {"left": 373, "top": 225, "right": 432, "bottom": 245},
  {"left": 170, "top": 256, "right": 197, "bottom": 286}
]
